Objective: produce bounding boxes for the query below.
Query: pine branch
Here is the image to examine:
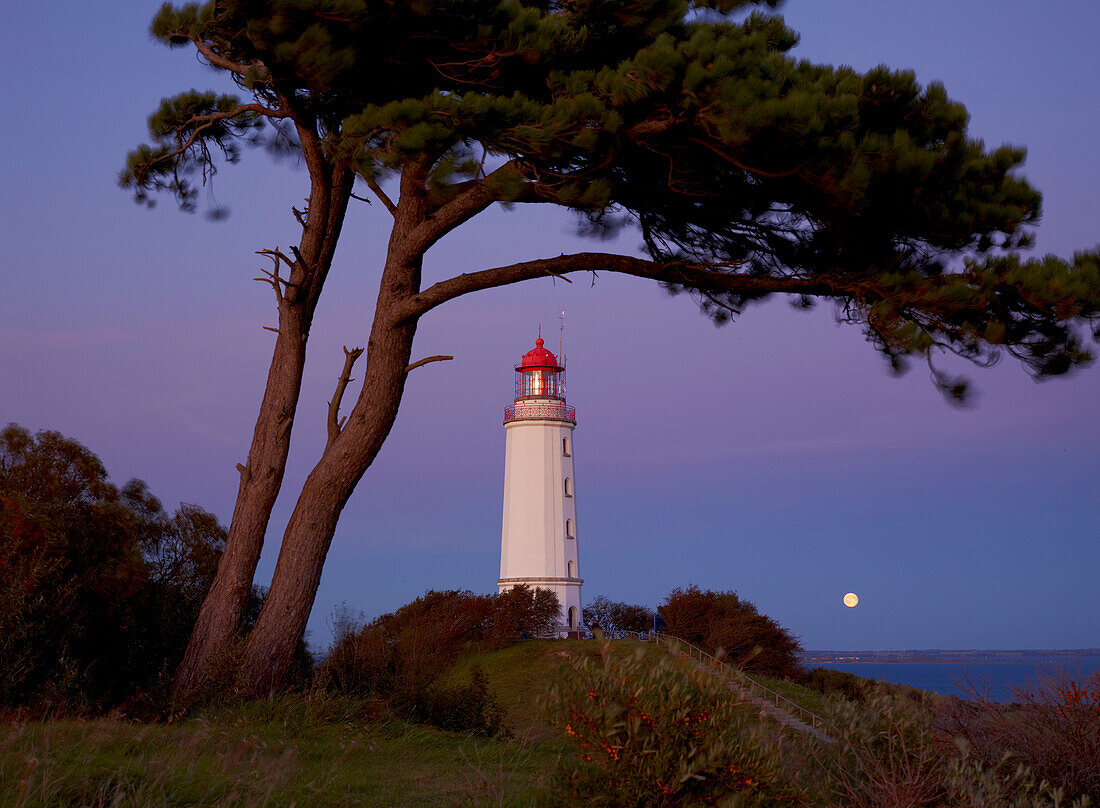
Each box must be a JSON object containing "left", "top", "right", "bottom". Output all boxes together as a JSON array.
[
  {"left": 366, "top": 179, "right": 397, "bottom": 216},
  {"left": 192, "top": 38, "right": 271, "bottom": 82},
  {"left": 390, "top": 253, "right": 834, "bottom": 323},
  {"left": 400, "top": 161, "right": 522, "bottom": 256}
]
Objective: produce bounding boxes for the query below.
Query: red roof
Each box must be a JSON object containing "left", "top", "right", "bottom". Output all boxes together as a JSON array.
[{"left": 518, "top": 337, "right": 562, "bottom": 370}]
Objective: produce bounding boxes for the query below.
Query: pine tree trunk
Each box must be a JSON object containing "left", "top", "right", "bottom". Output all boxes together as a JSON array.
[
  {"left": 172, "top": 313, "right": 308, "bottom": 699},
  {"left": 172, "top": 159, "right": 354, "bottom": 702},
  {"left": 233, "top": 162, "right": 436, "bottom": 695},
  {"left": 238, "top": 288, "right": 419, "bottom": 695}
]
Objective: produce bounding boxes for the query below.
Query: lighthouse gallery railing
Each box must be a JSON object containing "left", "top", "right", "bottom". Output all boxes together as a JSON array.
[{"left": 504, "top": 403, "right": 576, "bottom": 423}]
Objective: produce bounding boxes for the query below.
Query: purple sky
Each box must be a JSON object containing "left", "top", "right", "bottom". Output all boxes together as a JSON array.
[{"left": 3, "top": 1, "right": 1098, "bottom": 651}]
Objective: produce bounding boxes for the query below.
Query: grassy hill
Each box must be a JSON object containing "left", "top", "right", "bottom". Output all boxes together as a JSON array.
[
  {"left": 446, "top": 638, "right": 673, "bottom": 739},
  {"left": 0, "top": 639, "right": 928, "bottom": 808},
  {"left": 0, "top": 640, "right": 674, "bottom": 808}
]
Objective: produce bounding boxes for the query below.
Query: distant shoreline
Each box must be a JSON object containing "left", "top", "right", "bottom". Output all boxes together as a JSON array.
[{"left": 803, "top": 649, "right": 1100, "bottom": 665}]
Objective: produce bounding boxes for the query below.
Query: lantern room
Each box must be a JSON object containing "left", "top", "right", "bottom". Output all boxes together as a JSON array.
[{"left": 514, "top": 336, "right": 565, "bottom": 400}]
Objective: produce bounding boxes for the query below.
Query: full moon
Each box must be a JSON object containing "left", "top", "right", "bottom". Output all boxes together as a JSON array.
[{"left": 843, "top": 592, "right": 859, "bottom": 608}]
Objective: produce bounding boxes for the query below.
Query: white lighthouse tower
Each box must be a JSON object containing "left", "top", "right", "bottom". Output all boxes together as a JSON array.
[{"left": 498, "top": 333, "right": 582, "bottom": 635}]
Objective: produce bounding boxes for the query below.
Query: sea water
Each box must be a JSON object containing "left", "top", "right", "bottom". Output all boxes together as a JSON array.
[{"left": 818, "top": 659, "right": 1100, "bottom": 702}]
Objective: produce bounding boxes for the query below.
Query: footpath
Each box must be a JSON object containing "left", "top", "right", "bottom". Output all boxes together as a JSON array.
[{"left": 630, "top": 632, "right": 834, "bottom": 744}]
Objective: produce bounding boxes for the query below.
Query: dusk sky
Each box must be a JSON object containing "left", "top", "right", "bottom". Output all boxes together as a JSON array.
[{"left": 3, "top": 1, "right": 1098, "bottom": 652}]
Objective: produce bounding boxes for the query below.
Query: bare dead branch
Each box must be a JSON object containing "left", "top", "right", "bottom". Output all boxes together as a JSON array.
[
  {"left": 327, "top": 346, "right": 365, "bottom": 448},
  {"left": 545, "top": 269, "right": 573, "bottom": 283},
  {"left": 404, "top": 355, "right": 454, "bottom": 374},
  {"left": 256, "top": 248, "right": 295, "bottom": 270},
  {"left": 292, "top": 203, "right": 308, "bottom": 229},
  {"left": 262, "top": 326, "right": 280, "bottom": 333},
  {"left": 289, "top": 245, "right": 312, "bottom": 276},
  {"left": 253, "top": 250, "right": 299, "bottom": 305}
]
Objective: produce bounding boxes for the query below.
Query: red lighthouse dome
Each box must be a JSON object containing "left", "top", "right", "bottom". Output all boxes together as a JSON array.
[
  {"left": 518, "top": 337, "right": 562, "bottom": 371},
  {"left": 505, "top": 332, "right": 575, "bottom": 423}
]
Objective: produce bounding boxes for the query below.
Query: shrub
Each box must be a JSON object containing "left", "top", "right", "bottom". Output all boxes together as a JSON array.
[
  {"left": 584, "top": 595, "right": 652, "bottom": 638},
  {"left": 541, "top": 641, "right": 798, "bottom": 807},
  {"left": 659, "top": 586, "right": 803, "bottom": 678},
  {"left": 401, "top": 666, "right": 508, "bottom": 737},
  {"left": 811, "top": 695, "right": 1089, "bottom": 808},
  {"left": 316, "top": 587, "right": 561, "bottom": 699},
  {"left": 491, "top": 584, "right": 561, "bottom": 643},
  {"left": 803, "top": 666, "right": 876, "bottom": 703},
  {"left": 936, "top": 671, "right": 1100, "bottom": 804}
]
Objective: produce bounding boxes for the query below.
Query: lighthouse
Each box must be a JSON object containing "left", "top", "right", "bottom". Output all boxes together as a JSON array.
[{"left": 498, "top": 333, "right": 582, "bottom": 635}]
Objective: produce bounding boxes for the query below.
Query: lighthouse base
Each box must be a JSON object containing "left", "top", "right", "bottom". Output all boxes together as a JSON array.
[{"left": 498, "top": 577, "right": 583, "bottom": 638}]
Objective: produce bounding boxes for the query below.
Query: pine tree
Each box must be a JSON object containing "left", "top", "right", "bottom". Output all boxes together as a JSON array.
[{"left": 122, "top": 0, "right": 1100, "bottom": 698}]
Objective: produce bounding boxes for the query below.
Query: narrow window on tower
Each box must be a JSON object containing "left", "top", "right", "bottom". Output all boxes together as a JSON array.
[
  {"left": 562, "top": 437, "right": 570, "bottom": 456},
  {"left": 568, "top": 560, "right": 576, "bottom": 578},
  {"left": 565, "top": 518, "right": 574, "bottom": 539},
  {"left": 563, "top": 477, "right": 572, "bottom": 497}
]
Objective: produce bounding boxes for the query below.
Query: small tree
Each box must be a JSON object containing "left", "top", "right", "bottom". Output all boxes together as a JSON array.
[
  {"left": 585, "top": 595, "right": 653, "bottom": 638},
  {"left": 492, "top": 584, "right": 562, "bottom": 642},
  {"left": 660, "top": 585, "right": 802, "bottom": 678},
  {"left": 124, "top": 0, "right": 1100, "bottom": 697}
]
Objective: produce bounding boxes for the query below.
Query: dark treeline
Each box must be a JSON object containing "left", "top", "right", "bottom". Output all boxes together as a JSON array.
[{"left": 0, "top": 424, "right": 235, "bottom": 713}]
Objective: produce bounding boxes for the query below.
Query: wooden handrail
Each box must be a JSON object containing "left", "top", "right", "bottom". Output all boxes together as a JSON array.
[{"left": 625, "top": 631, "right": 832, "bottom": 732}]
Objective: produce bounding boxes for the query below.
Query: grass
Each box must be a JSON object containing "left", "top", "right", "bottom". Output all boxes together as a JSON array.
[
  {"left": 1, "top": 702, "right": 556, "bottom": 808},
  {"left": 0, "top": 641, "right": 652, "bottom": 808},
  {"left": 0, "top": 640, "right": 881, "bottom": 807},
  {"left": 446, "top": 638, "right": 671, "bottom": 740}
]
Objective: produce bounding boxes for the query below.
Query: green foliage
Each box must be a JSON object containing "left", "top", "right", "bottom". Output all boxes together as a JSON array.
[
  {"left": 400, "top": 666, "right": 508, "bottom": 738},
  {"left": 803, "top": 666, "right": 877, "bottom": 703},
  {"left": 584, "top": 594, "right": 653, "bottom": 638},
  {"left": 317, "top": 586, "right": 561, "bottom": 698},
  {"left": 0, "top": 424, "right": 227, "bottom": 711},
  {"left": 541, "top": 640, "right": 798, "bottom": 807},
  {"left": 493, "top": 583, "right": 562, "bottom": 642},
  {"left": 124, "top": 0, "right": 1100, "bottom": 401},
  {"left": 660, "top": 585, "right": 803, "bottom": 678}
]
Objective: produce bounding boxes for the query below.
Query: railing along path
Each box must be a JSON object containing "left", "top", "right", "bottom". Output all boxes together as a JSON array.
[{"left": 625, "top": 631, "right": 832, "bottom": 736}]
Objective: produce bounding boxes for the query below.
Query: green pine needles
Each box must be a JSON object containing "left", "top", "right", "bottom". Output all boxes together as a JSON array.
[{"left": 123, "top": 0, "right": 1100, "bottom": 400}]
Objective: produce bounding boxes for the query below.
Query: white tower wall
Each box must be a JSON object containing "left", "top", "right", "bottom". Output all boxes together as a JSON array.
[{"left": 498, "top": 406, "right": 582, "bottom": 633}]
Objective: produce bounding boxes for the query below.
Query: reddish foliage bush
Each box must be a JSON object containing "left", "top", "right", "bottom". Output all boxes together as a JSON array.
[
  {"left": 542, "top": 642, "right": 798, "bottom": 807},
  {"left": 660, "top": 586, "right": 803, "bottom": 678},
  {"left": 937, "top": 671, "right": 1100, "bottom": 803},
  {"left": 317, "top": 586, "right": 560, "bottom": 697}
]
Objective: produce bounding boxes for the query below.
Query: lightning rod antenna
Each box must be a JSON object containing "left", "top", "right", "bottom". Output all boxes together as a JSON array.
[{"left": 559, "top": 309, "right": 566, "bottom": 366}]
